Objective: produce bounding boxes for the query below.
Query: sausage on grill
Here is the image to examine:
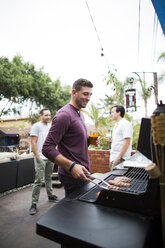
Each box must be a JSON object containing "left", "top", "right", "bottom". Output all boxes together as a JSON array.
[
  {"left": 108, "top": 180, "right": 131, "bottom": 187},
  {"left": 114, "top": 176, "right": 132, "bottom": 183},
  {"left": 106, "top": 184, "right": 120, "bottom": 190}
]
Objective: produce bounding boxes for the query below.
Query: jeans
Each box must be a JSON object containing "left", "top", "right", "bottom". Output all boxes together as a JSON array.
[{"left": 32, "top": 158, "right": 54, "bottom": 204}]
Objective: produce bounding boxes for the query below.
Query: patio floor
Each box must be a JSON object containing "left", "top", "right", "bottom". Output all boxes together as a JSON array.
[{"left": 0, "top": 185, "right": 65, "bottom": 248}]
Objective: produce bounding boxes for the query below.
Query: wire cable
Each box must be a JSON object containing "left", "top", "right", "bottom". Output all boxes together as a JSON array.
[
  {"left": 84, "top": 0, "right": 104, "bottom": 56},
  {"left": 138, "top": 0, "right": 141, "bottom": 67}
]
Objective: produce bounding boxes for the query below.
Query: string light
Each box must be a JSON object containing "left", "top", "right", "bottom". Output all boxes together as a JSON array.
[
  {"left": 84, "top": 0, "right": 104, "bottom": 57},
  {"left": 138, "top": 0, "right": 141, "bottom": 67}
]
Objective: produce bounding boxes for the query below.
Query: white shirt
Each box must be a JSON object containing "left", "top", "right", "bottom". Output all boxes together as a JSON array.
[
  {"left": 30, "top": 122, "right": 51, "bottom": 160},
  {"left": 110, "top": 118, "right": 133, "bottom": 161}
]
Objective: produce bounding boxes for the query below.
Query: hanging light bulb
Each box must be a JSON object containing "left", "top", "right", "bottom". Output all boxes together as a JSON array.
[{"left": 101, "top": 48, "right": 104, "bottom": 57}]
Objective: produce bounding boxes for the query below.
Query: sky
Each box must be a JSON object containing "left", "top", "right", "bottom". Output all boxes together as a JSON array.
[{"left": 0, "top": 0, "right": 165, "bottom": 121}]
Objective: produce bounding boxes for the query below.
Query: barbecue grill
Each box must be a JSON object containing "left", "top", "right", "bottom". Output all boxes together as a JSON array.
[{"left": 79, "top": 167, "right": 160, "bottom": 217}]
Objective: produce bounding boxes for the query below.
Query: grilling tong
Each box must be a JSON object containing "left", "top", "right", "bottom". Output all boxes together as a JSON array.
[{"left": 86, "top": 174, "right": 109, "bottom": 190}]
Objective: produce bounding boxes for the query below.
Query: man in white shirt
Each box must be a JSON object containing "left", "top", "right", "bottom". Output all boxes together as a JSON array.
[
  {"left": 29, "top": 108, "right": 59, "bottom": 215},
  {"left": 110, "top": 105, "right": 133, "bottom": 170}
]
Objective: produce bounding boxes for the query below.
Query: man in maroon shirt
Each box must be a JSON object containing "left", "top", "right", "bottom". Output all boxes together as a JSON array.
[{"left": 42, "top": 78, "right": 93, "bottom": 196}]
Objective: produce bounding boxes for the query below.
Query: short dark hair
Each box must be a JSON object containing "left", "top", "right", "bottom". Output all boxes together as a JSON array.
[
  {"left": 72, "top": 78, "right": 93, "bottom": 91},
  {"left": 40, "top": 108, "right": 50, "bottom": 115},
  {"left": 112, "top": 105, "right": 125, "bottom": 118}
]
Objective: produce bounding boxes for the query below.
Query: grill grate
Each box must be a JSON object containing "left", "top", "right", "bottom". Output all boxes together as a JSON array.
[
  {"left": 79, "top": 167, "right": 150, "bottom": 202},
  {"left": 78, "top": 167, "right": 160, "bottom": 216},
  {"left": 116, "top": 167, "right": 149, "bottom": 193}
]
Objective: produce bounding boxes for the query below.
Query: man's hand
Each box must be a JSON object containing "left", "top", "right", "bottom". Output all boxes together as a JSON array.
[
  {"left": 31, "top": 136, "right": 40, "bottom": 162},
  {"left": 35, "top": 154, "right": 40, "bottom": 162},
  {"left": 54, "top": 154, "right": 91, "bottom": 181},
  {"left": 96, "top": 136, "right": 101, "bottom": 146},
  {"left": 113, "top": 158, "right": 122, "bottom": 166},
  {"left": 71, "top": 164, "right": 90, "bottom": 182},
  {"left": 106, "top": 136, "right": 112, "bottom": 143},
  {"left": 111, "top": 158, "right": 122, "bottom": 171}
]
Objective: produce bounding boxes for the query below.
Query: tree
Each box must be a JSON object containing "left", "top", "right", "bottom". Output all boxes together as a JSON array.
[
  {"left": 82, "top": 102, "right": 113, "bottom": 149},
  {"left": 83, "top": 102, "right": 139, "bottom": 150},
  {"left": 83, "top": 102, "right": 108, "bottom": 128},
  {"left": 39, "top": 80, "right": 71, "bottom": 116},
  {"left": 84, "top": 68, "right": 140, "bottom": 150},
  {"left": 158, "top": 52, "right": 165, "bottom": 62},
  {"left": 0, "top": 55, "right": 71, "bottom": 117},
  {"left": 100, "top": 67, "right": 129, "bottom": 110},
  {"left": 126, "top": 72, "right": 154, "bottom": 117},
  {"left": 157, "top": 52, "right": 165, "bottom": 82}
]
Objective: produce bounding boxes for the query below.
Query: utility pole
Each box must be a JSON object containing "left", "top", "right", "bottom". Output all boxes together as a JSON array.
[{"left": 153, "top": 72, "right": 158, "bottom": 104}]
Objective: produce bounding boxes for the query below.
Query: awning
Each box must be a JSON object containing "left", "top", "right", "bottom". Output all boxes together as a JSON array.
[{"left": 151, "top": 0, "right": 165, "bottom": 35}]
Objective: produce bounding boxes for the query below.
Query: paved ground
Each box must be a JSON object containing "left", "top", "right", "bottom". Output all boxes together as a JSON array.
[{"left": 0, "top": 185, "right": 65, "bottom": 248}]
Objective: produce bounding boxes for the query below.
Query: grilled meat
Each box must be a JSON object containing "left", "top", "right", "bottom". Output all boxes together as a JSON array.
[
  {"left": 108, "top": 180, "right": 131, "bottom": 187},
  {"left": 113, "top": 176, "right": 132, "bottom": 183}
]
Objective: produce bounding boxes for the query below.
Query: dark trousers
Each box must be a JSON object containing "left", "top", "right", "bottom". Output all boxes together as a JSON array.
[{"left": 59, "top": 173, "right": 87, "bottom": 197}]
